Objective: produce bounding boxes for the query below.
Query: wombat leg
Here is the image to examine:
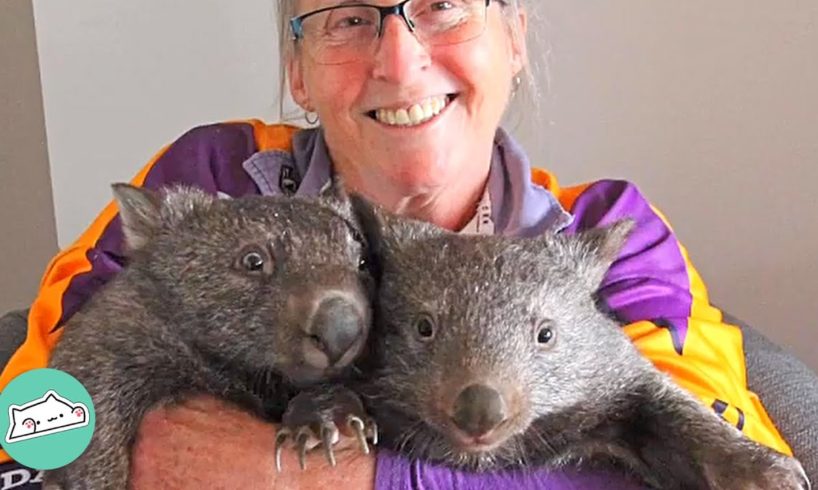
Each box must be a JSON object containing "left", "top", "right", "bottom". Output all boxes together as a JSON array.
[
  {"left": 275, "top": 384, "right": 377, "bottom": 472},
  {"left": 616, "top": 377, "right": 810, "bottom": 490}
]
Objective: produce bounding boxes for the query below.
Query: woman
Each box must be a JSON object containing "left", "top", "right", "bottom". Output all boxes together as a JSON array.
[{"left": 0, "top": 0, "right": 795, "bottom": 487}]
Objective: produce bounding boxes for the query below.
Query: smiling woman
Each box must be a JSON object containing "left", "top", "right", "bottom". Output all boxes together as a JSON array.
[
  {"left": 280, "top": 0, "right": 530, "bottom": 232},
  {"left": 0, "top": 0, "right": 813, "bottom": 488}
]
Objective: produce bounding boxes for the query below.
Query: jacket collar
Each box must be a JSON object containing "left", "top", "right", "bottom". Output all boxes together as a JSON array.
[{"left": 242, "top": 126, "right": 573, "bottom": 236}]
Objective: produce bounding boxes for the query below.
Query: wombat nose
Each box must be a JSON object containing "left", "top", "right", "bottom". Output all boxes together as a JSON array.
[
  {"left": 451, "top": 384, "right": 508, "bottom": 438},
  {"left": 310, "top": 297, "right": 364, "bottom": 365}
]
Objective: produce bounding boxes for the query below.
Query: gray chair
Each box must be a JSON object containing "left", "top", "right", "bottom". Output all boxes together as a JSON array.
[
  {"left": 0, "top": 309, "right": 28, "bottom": 365},
  {"left": 725, "top": 311, "right": 818, "bottom": 480},
  {"left": 1, "top": 308, "right": 815, "bottom": 482}
]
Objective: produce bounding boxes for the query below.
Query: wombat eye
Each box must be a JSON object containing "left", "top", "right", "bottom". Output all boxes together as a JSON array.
[
  {"left": 415, "top": 314, "right": 436, "bottom": 340},
  {"left": 351, "top": 229, "right": 364, "bottom": 244},
  {"left": 358, "top": 257, "right": 368, "bottom": 271},
  {"left": 242, "top": 252, "right": 265, "bottom": 271},
  {"left": 237, "top": 246, "right": 271, "bottom": 275},
  {"left": 537, "top": 328, "right": 554, "bottom": 344},
  {"left": 535, "top": 321, "right": 556, "bottom": 346}
]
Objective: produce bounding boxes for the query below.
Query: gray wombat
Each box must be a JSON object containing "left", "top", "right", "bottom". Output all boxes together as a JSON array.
[
  {"left": 42, "top": 183, "right": 375, "bottom": 489},
  {"left": 350, "top": 199, "right": 810, "bottom": 490}
]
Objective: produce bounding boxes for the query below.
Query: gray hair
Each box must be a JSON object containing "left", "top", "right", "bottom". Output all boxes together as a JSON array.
[{"left": 274, "top": 1, "right": 545, "bottom": 129}]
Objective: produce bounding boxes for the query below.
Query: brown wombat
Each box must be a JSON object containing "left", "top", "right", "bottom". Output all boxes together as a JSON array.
[
  {"left": 42, "top": 183, "right": 375, "bottom": 489},
  {"left": 348, "top": 198, "right": 809, "bottom": 490}
]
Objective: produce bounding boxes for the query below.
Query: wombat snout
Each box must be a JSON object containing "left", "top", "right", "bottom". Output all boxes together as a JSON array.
[
  {"left": 451, "top": 384, "right": 509, "bottom": 438},
  {"left": 307, "top": 296, "right": 366, "bottom": 366}
]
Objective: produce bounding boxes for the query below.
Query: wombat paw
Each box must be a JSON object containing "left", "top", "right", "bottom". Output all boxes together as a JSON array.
[
  {"left": 274, "top": 386, "right": 377, "bottom": 472},
  {"left": 757, "top": 455, "right": 811, "bottom": 490},
  {"left": 706, "top": 452, "right": 811, "bottom": 490}
]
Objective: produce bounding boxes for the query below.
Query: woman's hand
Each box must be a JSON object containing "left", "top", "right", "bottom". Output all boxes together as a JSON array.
[{"left": 130, "top": 395, "right": 377, "bottom": 489}]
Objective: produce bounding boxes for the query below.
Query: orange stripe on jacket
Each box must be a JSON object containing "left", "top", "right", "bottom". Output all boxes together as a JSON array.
[
  {"left": 247, "top": 119, "right": 301, "bottom": 152},
  {"left": 531, "top": 167, "right": 590, "bottom": 213}
]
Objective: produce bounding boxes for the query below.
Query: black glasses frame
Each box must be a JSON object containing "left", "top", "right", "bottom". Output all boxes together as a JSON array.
[{"left": 290, "top": 0, "right": 494, "bottom": 41}]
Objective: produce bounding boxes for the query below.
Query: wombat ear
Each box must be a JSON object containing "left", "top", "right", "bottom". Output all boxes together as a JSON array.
[
  {"left": 348, "top": 192, "right": 390, "bottom": 259},
  {"left": 348, "top": 193, "right": 448, "bottom": 253},
  {"left": 575, "top": 218, "right": 636, "bottom": 289},
  {"left": 161, "top": 185, "right": 217, "bottom": 223},
  {"left": 318, "top": 173, "right": 354, "bottom": 219},
  {"left": 111, "top": 183, "right": 163, "bottom": 252}
]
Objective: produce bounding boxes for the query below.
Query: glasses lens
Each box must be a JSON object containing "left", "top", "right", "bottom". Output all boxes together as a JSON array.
[
  {"left": 406, "top": 0, "right": 488, "bottom": 46},
  {"left": 296, "top": 1, "right": 490, "bottom": 65},
  {"left": 300, "top": 6, "right": 380, "bottom": 64}
]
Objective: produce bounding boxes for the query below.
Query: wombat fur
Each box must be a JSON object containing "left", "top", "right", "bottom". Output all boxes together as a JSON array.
[
  {"left": 351, "top": 198, "right": 809, "bottom": 490},
  {"left": 42, "top": 183, "right": 375, "bottom": 489}
]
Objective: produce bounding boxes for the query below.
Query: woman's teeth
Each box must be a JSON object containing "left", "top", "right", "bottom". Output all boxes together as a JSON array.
[{"left": 374, "top": 95, "right": 451, "bottom": 127}]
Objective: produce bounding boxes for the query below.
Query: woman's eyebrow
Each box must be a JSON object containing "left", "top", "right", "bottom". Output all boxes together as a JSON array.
[
  {"left": 304, "top": 0, "right": 367, "bottom": 13},
  {"left": 329, "top": 0, "right": 368, "bottom": 7}
]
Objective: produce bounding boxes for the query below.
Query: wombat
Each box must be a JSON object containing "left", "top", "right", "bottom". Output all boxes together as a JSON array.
[
  {"left": 41, "top": 182, "right": 376, "bottom": 489},
  {"left": 345, "top": 199, "right": 810, "bottom": 490}
]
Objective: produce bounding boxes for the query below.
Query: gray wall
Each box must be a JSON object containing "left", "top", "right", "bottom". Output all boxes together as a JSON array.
[
  {"left": 0, "top": 0, "right": 58, "bottom": 314},
  {"left": 32, "top": 0, "right": 282, "bottom": 246},
  {"left": 10, "top": 1, "right": 818, "bottom": 369}
]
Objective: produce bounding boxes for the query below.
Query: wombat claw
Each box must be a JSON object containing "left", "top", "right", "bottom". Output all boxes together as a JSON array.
[
  {"left": 274, "top": 428, "right": 290, "bottom": 472},
  {"left": 275, "top": 386, "right": 378, "bottom": 472},
  {"left": 321, "top": 424, "right": 337, "bottom": 467},
  {"left": 347, "top": 414, "right": 379, "bottom": 454},
  {"left": 274, "top": 414, "right": 378, "bottom": 472},
  {"left": 274, "top": 426, "right": 319, "bottom": 471}
]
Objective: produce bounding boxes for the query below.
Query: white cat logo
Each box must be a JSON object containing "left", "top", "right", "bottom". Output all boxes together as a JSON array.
[{"left": 5, "top": 390, "right": 89, "bottom": 444}]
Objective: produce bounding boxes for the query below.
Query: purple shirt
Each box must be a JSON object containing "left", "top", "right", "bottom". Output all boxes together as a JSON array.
[{"left": 376, "top": 449, "right": 645, "bottom": 489}]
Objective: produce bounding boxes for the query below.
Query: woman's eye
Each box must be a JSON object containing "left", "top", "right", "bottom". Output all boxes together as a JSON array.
[
  {"left": 241, "top": 251, "right": 266, "bottom": 272},
  {"left": 333, "top": 15, "right": 370, "bottom": 30},
  {"left": 337, "top": 16, "right": 360, "bottom": 28},
  {"left": 415, "top": 314, "right": 436, "bottom": 340},
  {"left": 431, "top": 1, "right": 453, "bottom": 11}
]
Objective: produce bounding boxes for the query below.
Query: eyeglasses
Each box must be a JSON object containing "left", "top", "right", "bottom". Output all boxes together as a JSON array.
[{"left": 290, "top": 0, "right": 500, "bottom": 65}]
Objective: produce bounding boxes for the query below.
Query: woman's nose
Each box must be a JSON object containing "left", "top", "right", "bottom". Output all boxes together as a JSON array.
[{"left": 371, "top": 15, "right": 431, "bottom": 82}]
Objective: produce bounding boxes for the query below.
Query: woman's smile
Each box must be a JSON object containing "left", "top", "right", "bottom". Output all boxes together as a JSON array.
[{"left": 366, "top": 93, "right": 458, "bottom": 128}]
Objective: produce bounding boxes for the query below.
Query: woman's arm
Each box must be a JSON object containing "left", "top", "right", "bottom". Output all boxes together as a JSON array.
[
  {"left": 130, "top": 396, "right": 376, "bottom": 490},
  {"left": 131, "top": 397, "right": 646, "bottom": 490}
]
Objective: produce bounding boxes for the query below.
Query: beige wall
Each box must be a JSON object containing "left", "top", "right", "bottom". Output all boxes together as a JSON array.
[
  {"left": 0, "top": 0, "right": 58, "bottom": 314},
  {"left": 17, "top": 1, "right": 818, "bottom": 370}
]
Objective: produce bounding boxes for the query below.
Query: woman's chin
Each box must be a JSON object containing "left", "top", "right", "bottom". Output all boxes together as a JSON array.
[{"left": 381, "top": 162, "right": 460, "bottom": 193}]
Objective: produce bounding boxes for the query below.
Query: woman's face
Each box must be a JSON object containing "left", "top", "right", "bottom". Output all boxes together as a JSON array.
[{"left": 289, "top": 0, "right": 527, "bottom": 196}]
